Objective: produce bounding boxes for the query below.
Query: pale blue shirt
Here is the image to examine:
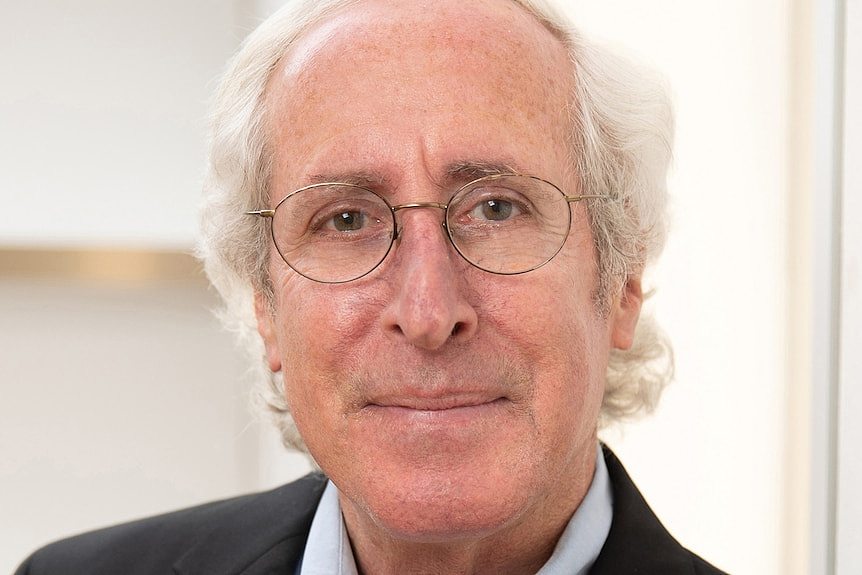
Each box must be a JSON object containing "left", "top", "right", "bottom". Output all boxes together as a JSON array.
[{"left": 299, "top": 446, "right": 613, "bottom": 575}]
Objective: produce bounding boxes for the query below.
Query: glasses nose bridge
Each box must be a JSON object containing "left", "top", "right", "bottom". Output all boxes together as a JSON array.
[
  {"left": 390, "top": 201, "right": 450, "bottom": 239},
  {"left": 391, "top": 200, "right": 449, "bottom": 214}
]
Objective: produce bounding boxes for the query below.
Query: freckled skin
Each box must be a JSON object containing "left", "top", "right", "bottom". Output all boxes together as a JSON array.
[{"left": 254, "top": 1, "right": 643, "bottom": 573}]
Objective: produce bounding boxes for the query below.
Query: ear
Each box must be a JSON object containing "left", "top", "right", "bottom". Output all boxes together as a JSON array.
[
  {"left": 254, "top": 291, "right": 283, "bottom": 372},
  {"left": 610, "top": 275, "right": 643, "bottom": 350}
]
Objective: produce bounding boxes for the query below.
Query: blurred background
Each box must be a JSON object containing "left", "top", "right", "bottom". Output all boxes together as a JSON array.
[{"left": 1, "top": 0, "right": 859, "bottom": 573}]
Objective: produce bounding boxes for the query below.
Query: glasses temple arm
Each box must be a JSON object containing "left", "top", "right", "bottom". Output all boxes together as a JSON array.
[
  {"left": 565, "top": 194, "right": 608, "bottom": 203},
  {"left": 245, "top": 210, "right": 275, "bottom": 218}
]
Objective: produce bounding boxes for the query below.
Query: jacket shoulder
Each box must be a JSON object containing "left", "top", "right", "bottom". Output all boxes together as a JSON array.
[
  {"left": 691, "top": 552, "right": 729, "bottom": 574},
  {"left": 16, "top": 472, "right": 327, "bottom": 575},
  {"left": 592, "top": 446, "right": 729, "bottom": 575}
]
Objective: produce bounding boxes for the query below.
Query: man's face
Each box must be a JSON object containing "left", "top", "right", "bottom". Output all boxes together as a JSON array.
[{"left": 256, "top": 0, "right": 641, "bottom": 543}]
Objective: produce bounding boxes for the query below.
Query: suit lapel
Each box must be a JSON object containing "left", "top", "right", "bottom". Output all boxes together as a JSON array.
[
  {"left": 172, "top": 473, "right": 327, "bottom": 575},
  {"left": 589, "top": 446, "right": 697, "bottom": 574}
]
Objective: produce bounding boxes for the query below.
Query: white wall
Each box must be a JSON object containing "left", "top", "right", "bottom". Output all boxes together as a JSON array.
[
  {"left": 0, "top": 278, "right": 260, "bottom": 572},
  {"left": 0, "top": 0, "right": 237, "bottom": 248},
  {"left": 0, "top": 2, "right": 261, "bottom": 572}
]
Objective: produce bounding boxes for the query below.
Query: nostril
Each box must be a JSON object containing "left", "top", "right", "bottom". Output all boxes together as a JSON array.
[{"left": 451, "top": 322, "right": 463, "bottom": 337}]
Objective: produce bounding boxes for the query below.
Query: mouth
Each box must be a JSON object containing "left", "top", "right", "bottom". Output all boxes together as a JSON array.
[
  {"left": 367, "top": 393, "right": 506, "bottom": 411},
  {"left": 361, "top": 395, "right": 510, "bottom": 428}
]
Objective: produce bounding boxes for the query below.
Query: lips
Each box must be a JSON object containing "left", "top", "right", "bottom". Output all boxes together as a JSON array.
[
  {"left": 346, "top": 361, "right": 525, "bottom": 420},
  {"left": 368, "top": 392, "right": 505, "bottom": 411},
  {"left": 360, "top": 398, "right": 509, "bottom": 431}
]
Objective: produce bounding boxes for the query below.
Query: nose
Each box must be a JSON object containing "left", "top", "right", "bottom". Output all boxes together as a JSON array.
[{"left": 380, "top": 208, "right": 478, "bottom": 350}]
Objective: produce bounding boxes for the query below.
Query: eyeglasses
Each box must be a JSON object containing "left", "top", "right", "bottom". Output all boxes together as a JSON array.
[{"left": 247, "top": 173, "right": 605, "bottom": 284}]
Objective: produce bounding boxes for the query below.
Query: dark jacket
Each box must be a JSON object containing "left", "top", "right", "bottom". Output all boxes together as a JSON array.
[{"left": 16, "top": 447, "right": 728, "bottom": 574}]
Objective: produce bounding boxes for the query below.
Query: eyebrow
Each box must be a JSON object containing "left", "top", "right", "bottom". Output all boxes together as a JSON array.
[
  {"left": 305, "top": 171, "right": 391, "bottom": 188},
  {"left": 445, "top": 161, "right": 520, "bottom": 182},
  {"left": 304, "top": 160, "right": 520, "bottom": 190}
]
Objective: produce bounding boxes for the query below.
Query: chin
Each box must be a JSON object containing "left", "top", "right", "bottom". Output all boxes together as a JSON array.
[
  {"left": 359, "top": 476, "right": 530, "bottom": 543},
  {"left": 337, "top": 448, "right": 543, "bottom": 544}
]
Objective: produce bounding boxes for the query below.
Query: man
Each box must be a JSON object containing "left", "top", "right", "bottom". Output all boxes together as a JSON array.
[{"left": 17, "top": 0, "right": 726, "bottom": 573}]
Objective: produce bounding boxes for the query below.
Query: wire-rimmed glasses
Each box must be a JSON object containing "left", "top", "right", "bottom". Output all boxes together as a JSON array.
[{"left": 246, "top": 173, "right": 605, "bottom": 283}]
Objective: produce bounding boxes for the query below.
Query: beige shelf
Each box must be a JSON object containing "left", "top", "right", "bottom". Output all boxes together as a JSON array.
[{"left": 0, "top": 248, "right": 205, "bottom": 283}]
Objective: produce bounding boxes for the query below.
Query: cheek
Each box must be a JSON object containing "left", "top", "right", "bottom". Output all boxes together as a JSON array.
[
  {"left": 488, "top": 247, "right": 598, "bottom": 357},
  {"left": 525, "top": 308, "right": 607, "bottom": 461},
  {"left": 269, "top": 272, "right": 387, "bottom": 412},
  {"left": 271, "top": 269, "right": 378, "bottom": 358},
  {"left": 270, "top": 281, "right": 399, "bottom": 474},
  {"left": 487, "top": 253, "right": 607, "bottom": 425}
]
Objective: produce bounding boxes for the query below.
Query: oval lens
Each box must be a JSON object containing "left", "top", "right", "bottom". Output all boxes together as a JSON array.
[
  {"left": 446, "top": 175, "right": 571, "bottom": 274},
  {"left": 271, "top": 184, "right": 395, "bottom": 283}
]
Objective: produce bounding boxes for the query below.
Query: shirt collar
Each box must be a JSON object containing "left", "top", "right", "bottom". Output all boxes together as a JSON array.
[
  {"left": 535, "top": 445, "right": 613, "bottom": 575},
  {"left": 298, "top": 480, "right": 358, "bottom": 575},
  {"left": 300, "top": 445, "right": 612, "bottom": 575}
]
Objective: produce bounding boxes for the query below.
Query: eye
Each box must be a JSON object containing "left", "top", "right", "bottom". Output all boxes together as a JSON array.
[
  {"left": 455, "top": 186, "right": 529, "bottom": 225},
  {"left": 273, "top": 184, "right": 393, "bottom": 251},
  {"left": 472, "top": 198, "right": 517, "bottom": 221},
  {"left": 332, "top": 210, "right": 366, "bottom": 231},
  {"left": 306, "top": 198, "right": 390, "bottom": 238}
]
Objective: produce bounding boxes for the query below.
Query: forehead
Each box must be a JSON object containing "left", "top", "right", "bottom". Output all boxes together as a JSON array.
[
  {"left": 277, "top": 0, "right": 568, "bottom": 80},
  {"left": 265, "top": 0, "right": 574, "bottom": 188}
]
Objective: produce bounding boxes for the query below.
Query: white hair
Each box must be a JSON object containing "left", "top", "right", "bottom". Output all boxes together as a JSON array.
[{"left": 198, "top": 0, "right": 675, "bottom": 451}]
